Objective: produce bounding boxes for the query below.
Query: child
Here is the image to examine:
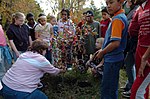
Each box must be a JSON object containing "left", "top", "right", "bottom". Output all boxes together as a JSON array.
[
  {"left": 87, "top": 38, "right": 104, "bottom": 77},
  {"left": 6, "top": 12, "right": 32, "bottom": 61},
  {"left": 49, "top": 15, "right": 58, "bottom": 37},
  {"left": 35, "top": 13, "right": 54, "bottom": 64},
  {"left": 94, "top": 0, "right": 128, "bottom": 98},
  {"left": 0, "top": 24, "right": 12, "bottom": 80},
  {"left": 129, "top": 0, "right": 150, "bottom": 98},
  {"left": 1, "top": 40, "right": 66, "bottom": 99},
  {"left": 26, "top": 12, "right": 37, "bottom": 41},
  {"left": 100, "top": 7, "right": 111, "bottom": 38}
]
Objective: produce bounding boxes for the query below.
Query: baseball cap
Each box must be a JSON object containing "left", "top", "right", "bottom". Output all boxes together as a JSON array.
[{"left": 86, "top": 10, "right": 94, "bottom": 16}]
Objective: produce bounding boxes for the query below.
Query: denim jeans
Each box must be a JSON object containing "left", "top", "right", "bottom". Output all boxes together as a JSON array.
[
  {"left": 1, "top": 82, "right": 48, "bottom": 99},
  {"left": 124, "top": 51, "right": 136, "bottom": 90},
  {"left": 100, "top": 61, "right": 123, "bottom": 99},
  {"left": 0, "top": 47, "right": 12, "bottom": 80},
  {"left": 45, "top": 49, "right": 54, "bottom": 64}
]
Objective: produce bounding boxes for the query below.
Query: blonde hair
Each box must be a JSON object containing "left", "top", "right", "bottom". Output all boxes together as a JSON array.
[
  {"left": 12, "top": 12, "right": 25, "bottom": 23},
  {"left": 96, "top": 37, "right": 104, "bottom": 44}
]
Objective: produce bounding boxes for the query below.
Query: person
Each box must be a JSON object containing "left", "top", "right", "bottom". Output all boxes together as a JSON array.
[
  {"left": 6, "top": 12, "right": 32, "bottom": 61},
  {"left": 26, "top": 12, "right": 37, "bottom": 41},
  {"left": 83, "top": 10, "right": 101, "bottom": 63},
  {"left": 57, "top": 9, "right": 75, "bottom": 70},
  {"left": 94, "top": 0, "right": 128, "bottom": 98},
  {"left": 0, "top": 40, "right": 66, "bottom": 99},
  {"left": 35, "top": 13, "right": 54, "bottom": 64},
  {"left": 129, "top": 0, "right": 150, "bottom": 98},
  {"left": 86, "top": 38, "right": 104, "bottom": 77},
  {"left": 49, "top": 15, "right": 58, "bottom": 37},
  {"left": 100, "top": 7, "right": 111, "bottom": 38},
  {"left": 58, "top": 8, "right": 75, "bottom": 36},
  {"left": 120, "top": 0, "right": 139, "bottom": 97},
  {"left": 77, "top": 12, "right": 87, "bottom": 29},
  {"left": 0, "top": 24, "right": 12, "bottom": 80}
]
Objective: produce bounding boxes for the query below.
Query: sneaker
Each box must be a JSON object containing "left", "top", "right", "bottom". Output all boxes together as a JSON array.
[
  {"left": 120, "top": 87, "right": 130, "bottom": 92},
  {"left": 122, "top": 90, "right": 131, "bottom": 98}
]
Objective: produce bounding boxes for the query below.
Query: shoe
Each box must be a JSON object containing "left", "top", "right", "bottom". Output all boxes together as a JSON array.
[
  {"left": 122, "top": 90, "right": 131, "bottom": 98},
  {"left": 120, "top": 87, "right": 130, "bottom": 92}
]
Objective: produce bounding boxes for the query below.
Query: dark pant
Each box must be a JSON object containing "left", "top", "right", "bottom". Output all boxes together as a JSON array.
[
  {"left": 101, "top": 61, "right": 123, "bottom": 99},
  {"left": 1, "top": 82, "right": 48, "bottom": 99}
]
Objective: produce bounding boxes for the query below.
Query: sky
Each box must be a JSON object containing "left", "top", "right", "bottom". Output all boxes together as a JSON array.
[{"left": 36, "top": 0, "right": 106, "bottom": 15}]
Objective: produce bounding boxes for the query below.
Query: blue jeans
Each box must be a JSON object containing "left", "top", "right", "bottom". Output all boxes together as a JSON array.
[
  {"left": 124, "top": 51, "right": 136, "bottom": 90},
  {"left": 1, "top": 82, "right": 48, "bottom": 99},
  {"left": 0, "top": 46, "right": 12, "bottom": 80},
  {"left": 101, "top": 61, "right": 123, "bottom": 99},
  {"left": 45, "top": 50, "right": 54, "bottom": 64}
]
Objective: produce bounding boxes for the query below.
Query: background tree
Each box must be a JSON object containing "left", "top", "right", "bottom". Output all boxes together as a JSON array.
[{"left": 0, "top": 0, "right": 42, "bottom": 27}]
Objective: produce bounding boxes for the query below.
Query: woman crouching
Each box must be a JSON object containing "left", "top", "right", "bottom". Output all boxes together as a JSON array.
[{"left": 0, "top": 39, "right": 66, "bottom": 99}]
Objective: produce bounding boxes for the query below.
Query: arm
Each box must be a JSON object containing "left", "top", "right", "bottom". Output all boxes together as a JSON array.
[
  {"left": 29, "top": 36, "right": 32, "bottom": 45},
  {"left": 9, "top": 40, "right": 20, "bottom": 57},
  {"left": 95, "top": 41, "right": 120, "bottom": 59},
  {"left": 50, "top": 24, "right": 54, "bottom": 39},
  {"left": 128, "top": 8, "right": 140, "bottom": 37},
  {"left": 95, "top": 19, "right": 123, "bottom": 59},
  {"left": 138, "top": 47, "right": 150, "bottom": 77}
]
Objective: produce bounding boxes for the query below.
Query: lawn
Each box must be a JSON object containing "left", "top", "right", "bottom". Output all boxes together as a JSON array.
[{"left": 40, "top": 68, "right": 128, "bottom": 99}]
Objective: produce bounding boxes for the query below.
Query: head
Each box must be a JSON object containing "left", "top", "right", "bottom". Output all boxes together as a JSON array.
[
  {"left": 86, "top": 10, "right": 94, "bottom": 23},
  {"left": 28, "top": 39, "right": 48, "bottom": 55},
  {"left": 101, "top": 7, "right": 110, "bottom": 20},
  {"left": 13, "top": 12, "right": 25, "bottom": 26},
  {"left": 95, "top": 38, "right": 104, "bottom": 49},
  {"left": 49, "top": 15, "right": 57, "bottom": 26},
  {"left": 131, "top": 0, "right": 146, "bottom": 5},
  {"left": 26, "top": 12, "right": 35, "bottom": 25},
  {"left": 106, "top": 0, "right": 124, "bottom": 15},
  {"left": 61, "top": 9, "right": 70, "bottom": 21},
  {"left": 38, "top": 13, "right": 47, "bottom": 26},
  {"left": 82, "top": 11, "right": 87, "bottom": 21}
]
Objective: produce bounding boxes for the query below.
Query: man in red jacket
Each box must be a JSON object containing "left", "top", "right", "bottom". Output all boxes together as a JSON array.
[{"left": 129, "top": 0, "right": 150, "bottom": 98}]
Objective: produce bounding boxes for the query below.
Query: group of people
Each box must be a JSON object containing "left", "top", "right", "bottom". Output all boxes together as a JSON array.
[{"left": 0, "top": 0, "right": 149, "bottom": 99}]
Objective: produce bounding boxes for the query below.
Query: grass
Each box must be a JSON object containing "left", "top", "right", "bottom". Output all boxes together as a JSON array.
[
  {"left": 41, "top": 68, "right": 127, "bottom": 99},
  {"left": 0, "top": 68, "right": 127, "bottom": 99}
]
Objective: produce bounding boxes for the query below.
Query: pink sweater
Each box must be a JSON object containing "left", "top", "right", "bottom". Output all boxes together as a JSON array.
[
  {"left": 2, "top": 51, "right": 60, "bottom": 93},
  {"left": 0, "top": 25, "right": 6, "bottom": 46}
]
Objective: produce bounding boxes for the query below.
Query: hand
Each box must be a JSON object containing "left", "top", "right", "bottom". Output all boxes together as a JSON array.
[
  {"left": 91, "top": 68, "right": 97, "bottom": 74},
  {"left": 60, "top": 66, "right": 67, "bottom": 73},
  {"left": 15, "top": 51, "right": 20, "bottom": 58},
  {"left": 138, "top": 60, "right": 148, "bottom": 77},
  {"left": 94, "top": 49, "right": 104, "bottom": 60}
]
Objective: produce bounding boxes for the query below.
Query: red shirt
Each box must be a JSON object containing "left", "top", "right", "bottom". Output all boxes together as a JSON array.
[
  {"left": 129, "top": 0, "right": 150, "bottom": 47},
  {"left": 100, "top": 18, "right": 111, "bottom": 38}
]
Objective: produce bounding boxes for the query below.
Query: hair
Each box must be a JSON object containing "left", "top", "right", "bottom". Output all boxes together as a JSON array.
[
  {"left": 38, "top": 13, "right": 46, "bottom": 23},
  {"left": 49, "top": 15, "right": 56, "bottom": 21},
  {"left": 83, "top": 11, "right": 87, "bottom": 15},
  {"left": 101, "top": 7, "right": 109, "bottom": 14},
  {"left": 28, "top": 39, "right": 48, "bottom": 55},
  {"left": 61, "top": 8, "right": 70, "bottom": 18},
  {"left": 118, "top": 0, "right": 125, "bottom": 3},
  {"left": 12, "top": 12, "right": 25, "bottom": 23},
  {"left": 96, "top": 37, "right": 104, "bottom": 44},
  {"left": 26, "top": 12, "right": 34, "bottom": 20}
]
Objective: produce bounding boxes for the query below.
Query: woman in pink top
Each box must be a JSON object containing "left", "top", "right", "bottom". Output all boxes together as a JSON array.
[
  {"left": 1, "top": 40, "right": 66, "bottom": 99},
  {"left": 0, "top": 25, "right": 12, "bottom": 80}
]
